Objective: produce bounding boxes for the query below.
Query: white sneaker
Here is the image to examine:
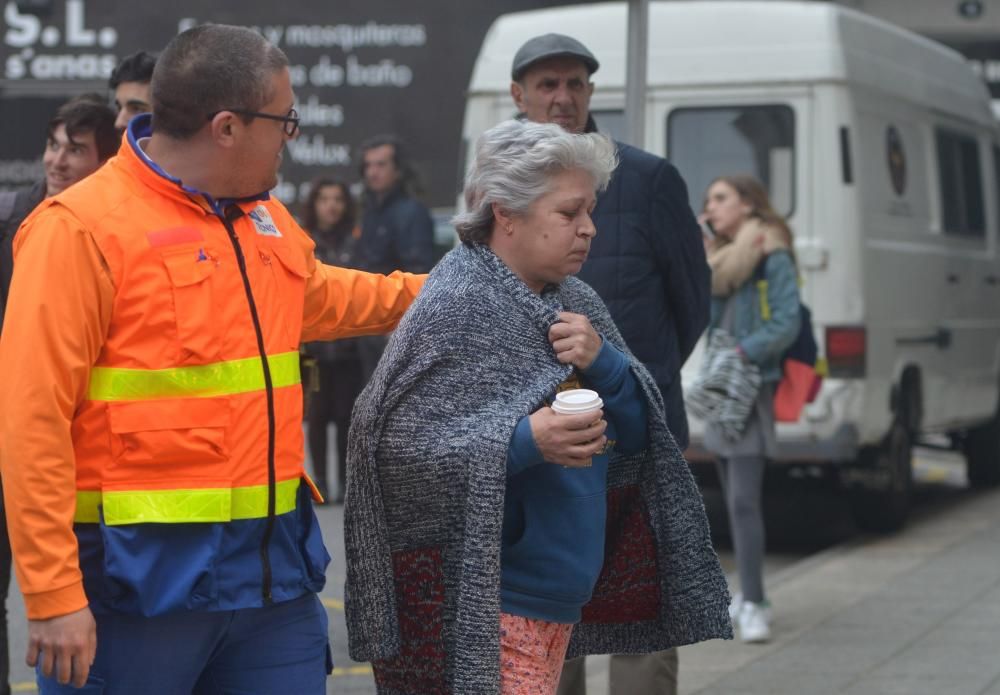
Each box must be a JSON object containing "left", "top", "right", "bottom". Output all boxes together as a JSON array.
[
  {"left": 728, "top": 592, "right": 743, "bottom": 621},
  {"left": 738, "top": 601, "right": 772, "bottom": 643}
]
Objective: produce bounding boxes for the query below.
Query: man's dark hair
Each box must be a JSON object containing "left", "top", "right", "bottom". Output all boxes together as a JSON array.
[
  {"left": 359, "top": 134, "right": 420, "bottom": 195},
  {"left": 108, "top": 51, "right": 156, "bottom": 90},
  {"left": 151, "top": 24, "right": 289, "bottom": 140},
  {"left": 48, "top": 94, "right": 118, "bottom": 161}
]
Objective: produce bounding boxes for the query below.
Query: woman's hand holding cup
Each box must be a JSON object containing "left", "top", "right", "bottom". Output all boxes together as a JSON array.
[{"left": 529, "top": 389, "right": 606, "bottom": 468}]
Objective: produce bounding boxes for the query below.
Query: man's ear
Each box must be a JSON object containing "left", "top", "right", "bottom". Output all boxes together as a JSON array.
[
  {"left": 208, "top": 112, "right": 238, "bottom": 148},
  {"left": 510, "top": 81, "right": 525, "bottom": 112}
]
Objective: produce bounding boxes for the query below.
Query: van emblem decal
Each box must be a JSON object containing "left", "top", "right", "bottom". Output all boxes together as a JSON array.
[{"left": 886, "top": 126, "right": 907, "bottom": 197}]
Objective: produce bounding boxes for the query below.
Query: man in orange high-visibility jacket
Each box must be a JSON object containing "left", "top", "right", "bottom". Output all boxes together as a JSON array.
[{"left": 0, "top": 25, "right": 425, "bottom": 694}]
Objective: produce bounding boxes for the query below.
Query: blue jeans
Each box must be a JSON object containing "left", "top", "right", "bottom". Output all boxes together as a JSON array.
[{"left": 38, "top": 593, "right": 331, "bottom": 694}]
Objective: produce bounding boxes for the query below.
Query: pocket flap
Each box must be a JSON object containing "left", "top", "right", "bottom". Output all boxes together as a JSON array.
[
  {"left": 266, "top": 240, "right": 310, "bottom": 278},
  {"left": 108, "top": 397, "right": 230, "bottom": 434},
  {"left": 162, "top": 248, "right": 216, "bottom": 287}
]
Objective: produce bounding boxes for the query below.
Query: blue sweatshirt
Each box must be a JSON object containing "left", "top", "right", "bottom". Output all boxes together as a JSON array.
[{"left": 501, "top": 339, "right": 648, "bottom": 623}]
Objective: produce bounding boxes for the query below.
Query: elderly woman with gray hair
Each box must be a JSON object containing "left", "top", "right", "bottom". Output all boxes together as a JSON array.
[{"left": 344, "top": 119, "right": 730, "bottom": 695}]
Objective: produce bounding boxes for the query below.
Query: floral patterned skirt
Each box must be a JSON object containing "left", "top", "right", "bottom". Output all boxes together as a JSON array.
[{"left": 499, "top": 612, "right": 574, "bottom": 695}]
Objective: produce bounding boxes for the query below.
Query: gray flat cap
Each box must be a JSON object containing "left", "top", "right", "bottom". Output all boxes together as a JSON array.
[{"left": 511, "top": 33, "right": 599, "bottom": 81}]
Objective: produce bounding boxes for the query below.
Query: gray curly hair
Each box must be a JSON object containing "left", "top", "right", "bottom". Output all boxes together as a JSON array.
[{"left": 452, "top": 119, "right": 618, "bottom": 245}]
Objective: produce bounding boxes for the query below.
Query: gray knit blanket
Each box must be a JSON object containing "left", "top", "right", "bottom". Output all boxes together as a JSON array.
[{"left": 345, "top": 243, "right": 731, "bottom": 695}]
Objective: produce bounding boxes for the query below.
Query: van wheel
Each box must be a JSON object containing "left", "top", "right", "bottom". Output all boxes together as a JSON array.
[
  {"left": 849, "top": 421, "right": 913, "bottom": 533},
  {"left": 964, "top": 415, "right": 1000, "bottom": 488}
]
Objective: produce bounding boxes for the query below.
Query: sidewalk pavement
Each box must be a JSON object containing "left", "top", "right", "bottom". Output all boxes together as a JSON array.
[
  {"left": 685, "top": 485, "right": 1000, "bottom": 694},
  {"left": 583, "top": 485, "right": 1000, "bottom": 695}
]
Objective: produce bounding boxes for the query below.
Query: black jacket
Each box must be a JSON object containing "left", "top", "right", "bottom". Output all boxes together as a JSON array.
[
  {"left": 0, "top": 180, "right": 46, "bottom": 331},
  {"left": 577, "top": 141, "right": 710, "bottom": 449},
  {"left": 304, "top": 222, "right": 364, "bottom": 363},
  {"left": 359, "top": 185, "right": 435, "bottom": 275}
]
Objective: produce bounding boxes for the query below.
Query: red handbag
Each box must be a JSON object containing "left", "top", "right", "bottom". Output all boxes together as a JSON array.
[{"left": 773, "top": 358, "right": 821, "bottom": 422}]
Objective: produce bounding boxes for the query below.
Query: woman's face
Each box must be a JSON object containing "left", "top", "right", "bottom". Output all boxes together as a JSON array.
[
  {"left": 704, "top": 180, "right": 751, "bottom": 240},
  {"left": 314, "top": 185, "right": 347, "bottom": 229},
  {"left": 500, "top": 167, "right": 598, "bottom": 293}
]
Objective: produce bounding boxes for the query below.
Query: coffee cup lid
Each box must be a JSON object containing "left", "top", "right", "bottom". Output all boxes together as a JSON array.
[{"left": 551, "top": 388, "right": 603, "bottom": 414}]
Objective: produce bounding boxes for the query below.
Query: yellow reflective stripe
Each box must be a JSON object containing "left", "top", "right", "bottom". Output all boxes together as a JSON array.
[
  {"left": 75, "top": 491, "right": 103, "bottom": 524},
  {"left": 88, "top": 352, "right": 300, "bottom": 401},
  {"left": 815, "top": 356, "right": 829, "bottom": 377},
  {"left": 74, "top": 478, "right": 300, "bottom": 525},
  {"left": 756, "top": 280, "right": 771, "bottom": 321}
]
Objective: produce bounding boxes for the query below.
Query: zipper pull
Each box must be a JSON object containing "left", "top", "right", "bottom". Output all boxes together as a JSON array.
[{"left": 259, "top": 250, "right": 272, "bottom": 266}]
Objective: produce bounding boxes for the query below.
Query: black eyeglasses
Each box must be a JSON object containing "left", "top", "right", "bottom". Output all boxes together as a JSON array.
[{"left": 207, "top": 107, "right": 300, "bottom": 137}]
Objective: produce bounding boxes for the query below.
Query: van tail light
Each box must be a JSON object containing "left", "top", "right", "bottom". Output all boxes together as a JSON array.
[{"left": 825, "top": 325, "right": 866, "bottom": 378}]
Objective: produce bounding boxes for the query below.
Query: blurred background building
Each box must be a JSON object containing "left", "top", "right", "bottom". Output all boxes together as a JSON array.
[{"left": 1, "top": 0, "right": 999, "bottom": 209}]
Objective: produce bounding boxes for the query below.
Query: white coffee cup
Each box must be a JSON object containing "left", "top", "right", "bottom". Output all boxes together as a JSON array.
[{"left": 551, "top": 388, "right": 603, "bottom": 415}]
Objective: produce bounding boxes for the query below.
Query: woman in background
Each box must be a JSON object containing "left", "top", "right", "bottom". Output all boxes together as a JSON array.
[
  {"left": 301, "top": 178, "right": 364, "bottom": 504},
  {"left": 701, "top": 175, "right": 801, "bottom": 643}
]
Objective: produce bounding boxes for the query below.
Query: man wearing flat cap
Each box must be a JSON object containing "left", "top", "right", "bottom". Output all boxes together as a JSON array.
[{"left": 511, "top": 33, "right": 711, "bottom": 695}]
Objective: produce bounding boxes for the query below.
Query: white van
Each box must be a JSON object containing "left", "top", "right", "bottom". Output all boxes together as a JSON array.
[{"left": 461, "top": 0, "right": 1000, "bottom": 531}]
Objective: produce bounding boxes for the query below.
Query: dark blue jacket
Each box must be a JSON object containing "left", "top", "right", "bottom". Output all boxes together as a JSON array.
[
  {"left": 359, "top": 185, "right": 435, "bottom": 275},
  {"left": 501, "top": 339, "right": 648, "bottom": 623},
  {"left": 0, "top": 180, "right": 45, "bottom": 332},
  {"left": 576, "top": 140, "right": 711, "bottom": 449}
]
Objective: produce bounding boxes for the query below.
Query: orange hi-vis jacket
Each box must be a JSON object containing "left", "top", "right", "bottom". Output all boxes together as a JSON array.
[{"left": 0, "top": 119, "right": 424, "bottom": 620}]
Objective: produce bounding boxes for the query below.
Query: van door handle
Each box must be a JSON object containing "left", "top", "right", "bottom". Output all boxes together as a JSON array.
[
  {"left": 987, "top": 275, "right": 999, "bottom": 286},
  {"left": 946, "top": 273, "right": 959, "bottom": 284},
  {"left": 896, "top": 328, "right": 952, "bottom": 349}
]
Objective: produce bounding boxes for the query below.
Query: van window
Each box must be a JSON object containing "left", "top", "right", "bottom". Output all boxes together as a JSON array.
[
  {"left": 592, "top": 110, "right": 626, "bottom": 143},
  {"left": 935, "top": 129, "right": 985, "bottom": 238},
  {"left": 667, "top": 105, "right": 795, "bottom": 217}
]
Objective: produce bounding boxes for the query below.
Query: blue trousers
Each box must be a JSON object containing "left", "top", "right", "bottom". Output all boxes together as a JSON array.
[{"left": 38, "top": 593, "right": 331, "bottom": 695}]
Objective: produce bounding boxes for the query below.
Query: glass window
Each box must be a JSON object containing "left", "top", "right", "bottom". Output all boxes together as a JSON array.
[
  {"left": 591, "top": 109, "right": 626, "bottom": 143},
  {"left": 667, "top": 105, "right": 795, "bottom": 217},
  {"left": 936, "top": 128, "right": 985, "bottom": 238}
]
